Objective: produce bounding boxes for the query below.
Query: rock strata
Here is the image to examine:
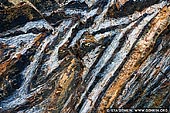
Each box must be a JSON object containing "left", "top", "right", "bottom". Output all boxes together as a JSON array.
[{"left": 0, "top": 0, "right": 170, "bottom": 113}]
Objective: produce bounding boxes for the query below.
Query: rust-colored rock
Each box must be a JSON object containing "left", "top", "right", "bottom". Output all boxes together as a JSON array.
[{"left": 0, "top": 0, "right": 169, "bottom": 113}]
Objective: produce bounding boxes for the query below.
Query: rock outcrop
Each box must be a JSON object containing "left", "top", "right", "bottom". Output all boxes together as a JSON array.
[{"left": 0, "top": 0, "right": 169, "bottom": 113}]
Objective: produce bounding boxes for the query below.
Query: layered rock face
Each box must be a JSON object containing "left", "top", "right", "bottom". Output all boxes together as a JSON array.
[{"left": 0, "top": 0, "right": 170, "bottom": 113}]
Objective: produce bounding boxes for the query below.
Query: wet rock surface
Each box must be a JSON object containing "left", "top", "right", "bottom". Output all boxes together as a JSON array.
[{"left": 0, "top": 0, "right": 170, "bottom": 113}]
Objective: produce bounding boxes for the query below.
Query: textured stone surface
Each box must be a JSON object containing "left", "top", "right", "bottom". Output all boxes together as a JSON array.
[{"left": 0, "top": 0, "right": 170, "bottom": 113}]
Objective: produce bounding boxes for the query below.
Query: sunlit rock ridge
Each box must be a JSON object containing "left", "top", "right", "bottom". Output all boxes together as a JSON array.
[{"left": 0, "top": 0, "right": 170, "bottom": 113}]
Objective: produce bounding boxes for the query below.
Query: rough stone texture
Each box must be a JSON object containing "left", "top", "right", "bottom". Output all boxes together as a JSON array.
[{"left": 0, "top": 0, "right": 170, "bottom": 113}]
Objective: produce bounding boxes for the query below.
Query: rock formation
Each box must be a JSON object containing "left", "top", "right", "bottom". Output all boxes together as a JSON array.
[{"left": 0, "top": 0, "right": 170, "bottom": 113}]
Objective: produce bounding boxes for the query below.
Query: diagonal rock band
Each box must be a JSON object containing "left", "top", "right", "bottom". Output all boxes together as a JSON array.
[{"left": 0, "top": 0, "right": 170, "bottom": 113}]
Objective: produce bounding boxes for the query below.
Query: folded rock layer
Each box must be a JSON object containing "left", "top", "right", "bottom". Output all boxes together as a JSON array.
[{"left": 0, "top": 0, "right": 169, "bottom": 113}]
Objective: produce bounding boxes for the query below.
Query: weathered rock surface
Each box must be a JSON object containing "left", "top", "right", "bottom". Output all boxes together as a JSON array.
[{"left": 0, "top": 0, "right": 170, "bottom": 113}]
